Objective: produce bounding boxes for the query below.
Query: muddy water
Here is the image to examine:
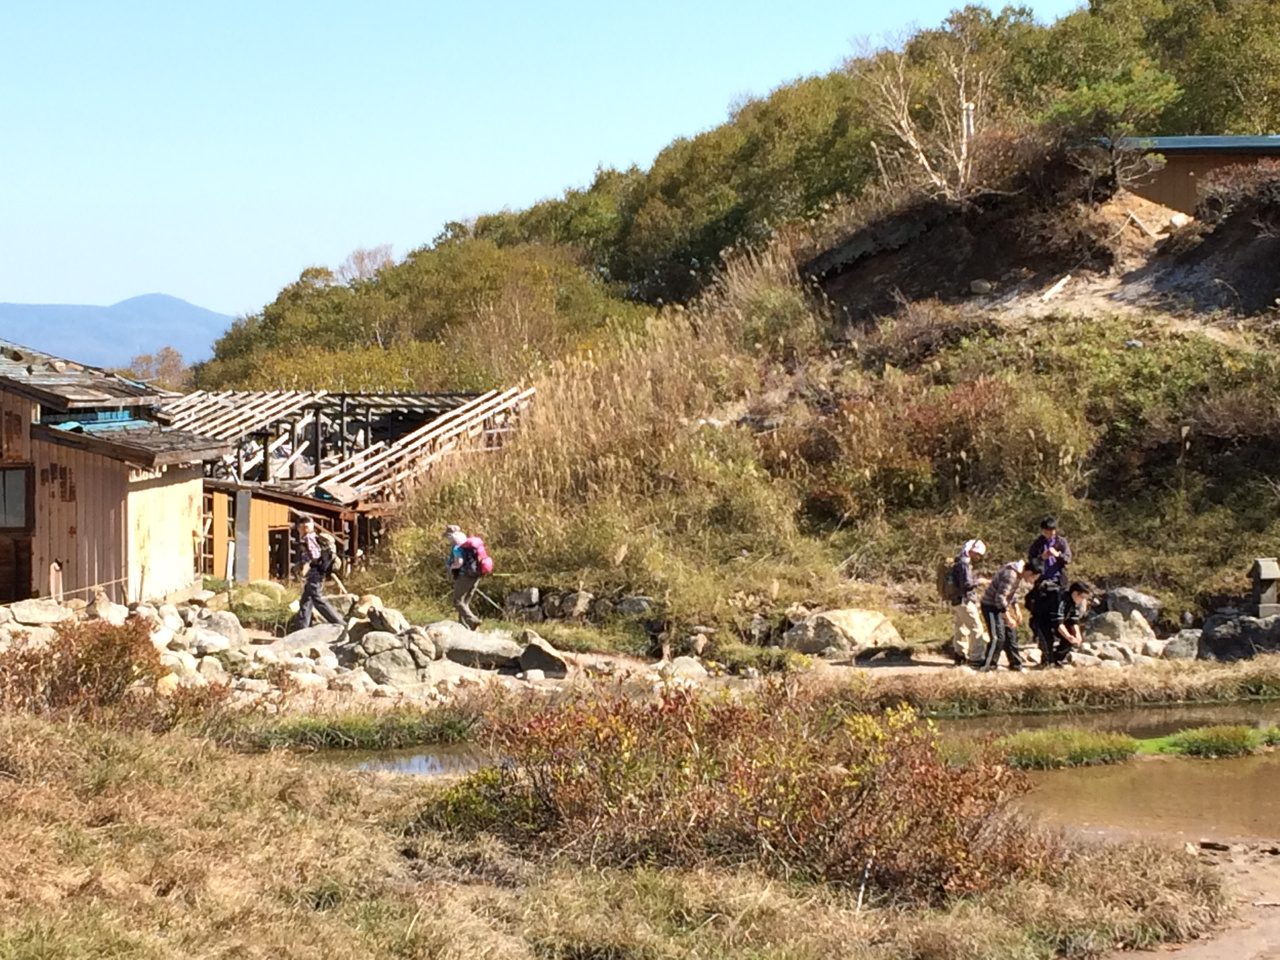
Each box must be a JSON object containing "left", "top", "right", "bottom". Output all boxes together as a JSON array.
[
  {"left": 339, "top": 702, "right": 1280, "bottom": 842},
  {"left": 1022, "top": 753, "right": 1280, "bottom": 841},
  {"left": 937, "top": 700, "right": 1280, "bottom": 740}
]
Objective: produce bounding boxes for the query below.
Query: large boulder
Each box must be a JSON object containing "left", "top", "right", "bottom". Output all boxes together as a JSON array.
[
  {"left": 0, "top": 606, "right": 12, "bottom": 625},
  {"left": 426, "top": 621, "right": 522, "bottom": 669},
  {"left": 363, "top": 647, "right": 423, "bottom": 686},
  {"left": 368, "top": 606, "right": 410, "bottom": 635},
  {"left": 86, "top": 594, "right": 128, "bottom": 625},
  {"left": 9, "top": 598, "right": 73, "bottom": 626},
  {"left": 782, "top": 609, "right": 901, "bottom": 656},
  {"left": 518, "top": 632, "right": 569, "bottom": 679},
  {"left": 1082, "top": 610, "right": 1155, "bottom": 650},
  {"left": 403, "top": 626, "right": 438, "bottom": 663},
  {"left": 617, "top": 596, "right": 654, "bottom": 616},
  {"left": 191, "top": 630, "right": 231, "bottom": 656},
  {"left": 1198, "top": 614, "right": 1280, "bottom": 662},
  {"left": 658, "top": 656, "right": 708, "bottom": 681},
  {"left": 1163, "top": 629, "right": 1200, "bottom": 660},
  {"left": 235, "top": 591, "right": 277, "bottom": 611},
  {"left": 359, "top": 631, "right": 403, "bottom": 656},
  {"left": 157, "top": 604, "right": 184, "bottom": 633},
  {"left": 505, "top": 588, "right": 540, "bottom": 610},
  {"left": 201, "top": 611, "right": 247, "bottom": 649},
  {"left": 1107, "top": 587, "right": 1164, "bottom": 627},
  {"left": 272, "top": 623, "right": 346, "bottom": 659},
  {"left": 561, "top": 592, "right": 594, "bottom": 619}
]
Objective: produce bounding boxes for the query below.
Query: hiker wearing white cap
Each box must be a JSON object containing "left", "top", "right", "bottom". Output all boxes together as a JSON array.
[{"left": 950, "top": 539, "right": 989, "bottom": 666}]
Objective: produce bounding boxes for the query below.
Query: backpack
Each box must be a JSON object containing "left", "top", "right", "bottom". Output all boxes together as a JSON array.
[
  {"left": 460, "top": 536, "right": 494, "bottom": 578},
  {"left": 315, "top": 531, "right": 338, "bottom": 576},
  {"left": 937, "top": 556, "right": 962, "bottom": 603}
]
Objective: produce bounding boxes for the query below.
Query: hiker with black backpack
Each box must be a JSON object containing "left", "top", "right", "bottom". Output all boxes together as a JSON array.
[
  {"left": 294, "top": 516, "right": 344, "bottom": 630},
  {"left": 946, "top": 539, "right": 989, "bottom": 666},
  {"left": 445, "top": 524, "right": 493, "bottom": 630}
]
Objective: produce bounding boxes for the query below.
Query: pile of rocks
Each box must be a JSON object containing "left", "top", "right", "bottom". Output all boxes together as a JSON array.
[
  {"left": 503, "top": 588, "right": 654, "bottom": 623},
  {"left": 0, "top": 591, "right": 574, "bottom": 702}
]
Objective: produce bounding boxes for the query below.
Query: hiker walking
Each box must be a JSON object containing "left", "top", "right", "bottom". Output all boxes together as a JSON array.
[
  {"left": 1028, "top": 515, "right": 1072, "bottom": 586},
  {"left": 445, "top": 524, "right": 493, "bottom": 630},
  {"left": 980, "top": 557, "right": 1042, "bottom": 671},
  {"left": 948, "top": 539, "right": 989, "bottom": 666},
  {"left": 294, "top": 516, "right": 343, "bottom": 630}
]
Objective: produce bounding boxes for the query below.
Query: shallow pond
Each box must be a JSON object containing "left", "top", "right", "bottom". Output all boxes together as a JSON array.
[{"left": 336, "top": 701, "right": 1280, "bottom": 840}]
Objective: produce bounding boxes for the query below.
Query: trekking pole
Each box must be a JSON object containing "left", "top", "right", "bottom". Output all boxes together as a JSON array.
[{"left": 474, "top": 587, "right": 504, "bottom": 614}]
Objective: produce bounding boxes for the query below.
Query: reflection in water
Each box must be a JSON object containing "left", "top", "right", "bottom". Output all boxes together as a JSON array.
[
  {"left": 351, "top": 744, "right": 486, "bottom": 777},
  {"left": 1021, "top": 753, "right": 1280, "bottom": 841}
]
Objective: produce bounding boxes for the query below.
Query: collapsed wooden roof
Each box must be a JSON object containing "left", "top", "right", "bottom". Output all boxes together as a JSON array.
[
  {"left": 159, "top": 386, "right": 534, "bottom": 510},
  {"left": 0, "top": 336, "right": 153, "bottom": 410}
]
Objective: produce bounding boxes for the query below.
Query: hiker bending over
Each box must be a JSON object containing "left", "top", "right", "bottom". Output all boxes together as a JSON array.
[
  {"left": 1028, "top": 515, "right": 1072, "bottom": 586},
  {"left": 949, "top": 539, "right": 989, "bottom": 666},
  {"left": 979, "top": 557, "right": 1042, "bottom": 672},
  {"left": 445, "top": 525, "right": 493, "bottom": 630},
  {"left": 294, "top": 517, "right": 343, "bottom": 630},
  {"left": 1044, "top": 581, "right": 1092, "bottom": 667}
]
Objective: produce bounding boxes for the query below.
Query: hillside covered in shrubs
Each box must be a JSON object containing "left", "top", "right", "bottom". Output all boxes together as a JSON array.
[{"left": 192, "top": 0, "right": 1280, "bottom": 638}]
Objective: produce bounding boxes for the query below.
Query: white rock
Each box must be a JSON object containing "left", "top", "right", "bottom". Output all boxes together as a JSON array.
[
  {"left": 192, "top": 630, "right": 231, "bottom": 656},
  {"left": 150, "top": 626, "right": 175, "bottom": 651},
  {"left": 288, "top": 672, "right": 327, "bottom": 691},
  {"left": 9, "top": 598, "right": 74, "bottom": 626},
  {"left": 232, "top": 678, "right": 271, "bottom": 694},
  {"left": 198, "top": 656, "right": 229, "bottom": 681}
]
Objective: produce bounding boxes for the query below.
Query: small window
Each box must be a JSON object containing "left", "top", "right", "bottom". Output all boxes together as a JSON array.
[{"left": 0, "top": 467, "right": 32, "bottom": 531}]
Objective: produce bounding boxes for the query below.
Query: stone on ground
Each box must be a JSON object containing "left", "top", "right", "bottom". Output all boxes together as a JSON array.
[
  {"left": 360, "top": 631, "right": 403, "bottom": 656},
  {"left": 364, "top": 647, "right": 423, "bottom": 686},
  {"left": 235, "top": 591, "right": 277, "bottom": 611},
  {"left": 9, "top": 598, "right": 73, "bottom": 626},
  {"left": 86, "top": 595, "right": 128, "bottom": 625},
  {"left": 1163, "top": 629, "right": 1201, "bottom": 660},
  {"left": 0, "top": 606, "right": 12, "bottom": 625},
  {"left": 782, "top": 609, "right": 902, "bottom": 656},
  {"left": 274, "top": 623, "right": 346, "bottom": 657},
  {"left": 616, "top": 596, "right": 654, "bottom": 615},
  {"left": 248, "top": 579, "right": 287, "bottom": 602},
  {"left": 560, "top": 591, "right": 594, "bottom": 619},
  {"left": 1198, "top": 614, "right": 1280, "bottom": 661},
  {"left": 368, "top": 606, "right": 410, "bottom": 635},
  {"left": 659, "top": 656, "right": 708, "bottom": 681},
  {"left": 1107, "top": 587, "right": 1164, "bottom": 626},
  {"left": 517, "top": 631, "right": 568, "bottom": 679},
  {"left": 426, "top": 621, "right": 522, "bottom": 669},
  {"left": 200, "top": 610, "right": 247, "bottom": 649},
  {"left": 192, "top": 630, "right": 231, "bottom": 657},
  {"left": 1083, "top": 610, "right": 1155, "bottom": 649}
]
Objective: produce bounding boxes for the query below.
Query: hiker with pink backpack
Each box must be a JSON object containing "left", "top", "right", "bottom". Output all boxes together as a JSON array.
[{"left": 444, "top": 525, "right": 493, "bottom": 630}]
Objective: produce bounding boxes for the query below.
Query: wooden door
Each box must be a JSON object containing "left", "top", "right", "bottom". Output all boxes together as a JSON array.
[{"left": 0, "top": 535, "right": 31, "bottom": 603}]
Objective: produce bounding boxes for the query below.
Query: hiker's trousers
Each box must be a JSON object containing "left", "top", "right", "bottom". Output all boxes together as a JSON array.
[
  {"left": 297, "top": 569, "right": 343, "bottom": 630},
  {"left": 452, "top": 574, "right": 482, "bottom": 630},
  {"left": 951, "top": 601, "right": 988, "bottom": 663},
  {"left": 980, "top": 604, "right": 1023, "bottom": 670}
]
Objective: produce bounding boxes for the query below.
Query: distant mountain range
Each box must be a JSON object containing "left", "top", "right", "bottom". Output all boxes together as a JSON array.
[{"left": 0, "top": 294, "right": 233, "bottom": 369}]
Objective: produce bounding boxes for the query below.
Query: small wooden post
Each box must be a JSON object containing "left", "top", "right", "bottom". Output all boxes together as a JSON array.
[
  {"left": 289, "top": 420, "right": 299, "bottom": 480},
  {"left": 312, "top": 410, "right": 322, "bottom": 475}
]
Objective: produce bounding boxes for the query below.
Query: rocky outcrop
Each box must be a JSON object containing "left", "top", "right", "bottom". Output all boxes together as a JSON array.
[
  {"left": 430, "top": 622, "right": 523, "bottom": 669},
  {"left": 1164, "top": 629, "right": 1201, "bottom": 660},
  {"left": 1199, "top": 614, "right": 1280, "bottom": 662},
  {"left": 9, "top": 598, "right": 74, "bottom": 626},
  {"left": 1082, "top": 610, "right": 1156, "bottom": 648},
  {"left": 1106, "top": 587, "right": 1164, "bottom": 627},
  {"left": 782, "top": 609, "right": 902, "bottom": 656}
]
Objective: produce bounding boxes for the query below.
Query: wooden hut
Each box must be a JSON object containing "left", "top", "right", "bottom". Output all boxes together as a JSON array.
[
  {"left": 1123, "top": 135, "right": 1280, "bottom": 214},
  {"left": 161, "top": 387, "right": 533, "bottom": 583},
  {"left": 0, "top": 338, "right": 229, "bottom": 603}
]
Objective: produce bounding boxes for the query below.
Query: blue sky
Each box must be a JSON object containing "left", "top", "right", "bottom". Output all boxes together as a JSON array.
[{"left": 0, "top": 0, "right": 1080, "bottom": 318}]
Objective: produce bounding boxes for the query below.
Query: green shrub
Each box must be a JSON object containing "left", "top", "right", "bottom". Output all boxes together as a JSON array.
[
  {"left": 1262, "top": 725, "right": 1280, "bottom": 746},
  {"left": 1160, "top": 725, "right": 1263, "bottom": 758},
  {"left": 417, "top": 687, "right": 1054, "bottom": 903},
  {"left": 995, "top": 729, "right": 1139, "bottom": 769}
]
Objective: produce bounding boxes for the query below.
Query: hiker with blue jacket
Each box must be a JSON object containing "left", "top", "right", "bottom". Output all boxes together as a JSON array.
[
  {"left": 1028, "top": 515, "right": 1073, "bottom": 586},
  {"left": 445, "top": 524, "right": 484, "bottom": 630}
]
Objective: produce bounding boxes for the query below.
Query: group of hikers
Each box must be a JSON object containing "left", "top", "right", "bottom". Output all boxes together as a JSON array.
[
  {"left": 947, "top": 515, "right": 1093, "bottom": 671},
  {"left": 291, "top": 516, "right": 491, "bottom": 632}
]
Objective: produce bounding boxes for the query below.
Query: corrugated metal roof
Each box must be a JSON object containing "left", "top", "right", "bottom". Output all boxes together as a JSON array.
[
  {"left": 1121, "top": 135, "right": 1280, "bottom": 154},
  {"left": 0, "top": 336, "right": 154, "bottom": 409}
]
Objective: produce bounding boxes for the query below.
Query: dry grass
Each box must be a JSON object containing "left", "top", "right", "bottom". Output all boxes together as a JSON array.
[
  {"left": 820, "top": 655, "right": 1280, "bottom": 717},
  {"left": 0, "top": 713, "right": 1232, "bottom": 959}
]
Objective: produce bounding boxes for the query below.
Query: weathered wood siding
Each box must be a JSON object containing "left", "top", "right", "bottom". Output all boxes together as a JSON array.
[
  {"left": 127, "top": 465, "right": 203, "bottom": 602},
  {"left": 30, "top": 437, "right": 129, "bottom": 602},
  {"left": 0, "top": 392, "right": 34, "bottom": 464},
  {"left": 207, "top": 489, "right": 290, "bottom": 582}
]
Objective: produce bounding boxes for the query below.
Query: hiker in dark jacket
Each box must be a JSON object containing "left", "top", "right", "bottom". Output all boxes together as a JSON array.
[
  {"left": 1028, "top": 515, "right": 1073, "bottom": 586},
  {"left": 294, "top": 517, "right": 343, "bottom": 630},
  {"left": 1044, "top": 582, "right": 1092, "bottom": 666},
  {"left": 950, "top": 539, "right": 989, "bottom": 665},
  {"left": 980, "top": 557, "right": 1041, "bottom": 671}
]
